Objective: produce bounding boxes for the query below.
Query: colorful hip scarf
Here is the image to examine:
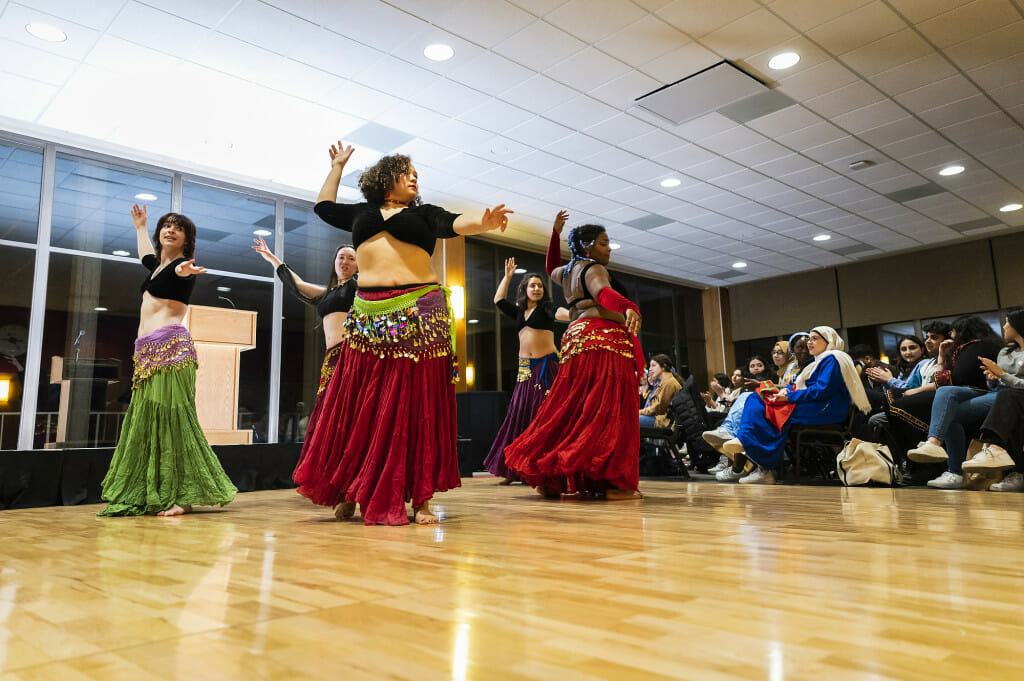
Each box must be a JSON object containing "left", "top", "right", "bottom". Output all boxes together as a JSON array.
[
  {"left": 343, "top": 284, "right": 459, "bottom": 382},
  {"left": 517, "top": 352, "right": 558, "bottom": 392},
  {"left": 559, "top": 317, "right": 645, "bottom": 376},
  {"left": 317, "top": 342, "right": 345, "bottom": 395},
  {"left": 131, "top": 324, "right": 198, "bottom": 389}
]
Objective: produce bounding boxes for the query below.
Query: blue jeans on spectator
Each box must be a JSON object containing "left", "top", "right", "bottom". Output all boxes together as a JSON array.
[
  {"left": 928, "top": 386, "right": 998, "bottom": 474},
  {"left": 639, "top": 414, "right": 657, "bottom": 428},
  {"left": 722, "top": 391, "right": 753, "bottom": 436}
]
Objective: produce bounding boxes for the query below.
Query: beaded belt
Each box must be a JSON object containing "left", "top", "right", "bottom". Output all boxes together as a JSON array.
[{"left": 131, "top": 324, "right": 198, "bottom": 389}]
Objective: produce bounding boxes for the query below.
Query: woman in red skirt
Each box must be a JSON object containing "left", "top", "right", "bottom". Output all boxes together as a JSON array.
[
  {"left": 251, "top": 237, "right": 357, "bottom": 505},
  {"left": 504, "top": 220, "right": 644, "bottom": 499},
  {"left": 301, "top": 141, "right": 512, "bottom": 525}
]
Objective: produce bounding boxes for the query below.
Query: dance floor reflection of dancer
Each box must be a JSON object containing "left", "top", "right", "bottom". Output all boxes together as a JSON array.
[
  {"left": 252, "top": 237, "right": 358, "bottom": 515},
  {"left": 99, "top": 205, "right": 237, "bottom": 517},
  {"left": 307, "top": 141, "right": 513, "bottom": 525},
  {"left": 484, "top": 214, "right": 571, "bottom": 483},
  {"left": 504, "top": 221, "right": 644, "bottom": 499}
]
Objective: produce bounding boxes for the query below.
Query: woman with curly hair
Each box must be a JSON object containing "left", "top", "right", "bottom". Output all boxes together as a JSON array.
[
  {"left": 305, "top": 141, "right": 512, "bottom": 525},
  {"left": 484, "top": 215, "right": 570, "bottom": 483},
  {"left": 98, "top": 205, "right": 237, "bottom": 517},
  {"left": 503, "top": 217, "right": 644, "bottom": 499}
]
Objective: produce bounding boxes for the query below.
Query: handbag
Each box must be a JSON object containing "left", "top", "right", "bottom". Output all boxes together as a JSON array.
[{"left": 836, "top": 438, "right": 901, "bottom": 486}]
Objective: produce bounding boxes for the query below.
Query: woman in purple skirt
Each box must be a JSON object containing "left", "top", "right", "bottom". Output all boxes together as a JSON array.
[{"left": 483, "top": 211, "right": 570, "bottom": 483}]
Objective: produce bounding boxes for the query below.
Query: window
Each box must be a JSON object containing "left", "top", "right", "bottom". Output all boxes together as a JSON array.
[
  {"left": 0, "top": 141, "right": 43, "bottom": 245},
  {"left": 181, "top": 182, "right": 275, "bottom": 277}
]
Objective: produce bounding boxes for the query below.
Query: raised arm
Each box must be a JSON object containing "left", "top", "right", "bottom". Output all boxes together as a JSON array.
[
  {"left": 316, "top": 141, "right": 354, "bottom": 204},
  {"left": 132, "top": 203, "right": 155, "bottom": 260},
  {"left": 546, "top": 210, "right": 568, "bottom": 275},
  {"left": 252, "top": 236, "right": 326, "bottom": 301},
  {"left": 584, "top": 264, "right": 641, "bottom": 335},
  {"left": 453, "top": 204, "right": 514, "bottom": 235},
  {"left": 494, "top": 257, "right": 516, "bottom": 304}
]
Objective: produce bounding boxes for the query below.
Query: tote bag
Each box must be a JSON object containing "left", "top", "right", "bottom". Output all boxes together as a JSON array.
[{"left": 836, "top": 438, "right": 901, "bottom": 486}]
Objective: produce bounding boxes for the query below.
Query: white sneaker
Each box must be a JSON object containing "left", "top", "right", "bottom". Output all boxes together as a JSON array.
[
  {"left": 721, "top": 438, "right": 745, "bottom": 458},
  {"left": 716, "top": 467, "right": 744, "bottom": 482},
  {"left": 702, "top": 427, "right": 732, "bottom": 454},
  {"left": 738, "top": 468, "right": 775, "bottom": 485},
  {"left": 708, "top": 455, "right": 729, "bottom": 473},
  {"left": 926, "top": 471, "right": 964, "bottom": 489},
  {"left": 908, "top": 441, "right": 949, "bottom": 463},
  {"left": 962, "top": 443, "right": 1015, "bottom": 472},
  {"left": 989, "top": 471, "right": 1024, "bottom": 492}
]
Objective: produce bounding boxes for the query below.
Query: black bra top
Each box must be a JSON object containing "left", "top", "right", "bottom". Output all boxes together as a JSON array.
[
  {"left": 496, "top": 299, "right": 555, "bottom": 332},
  {"left": 140, "top": 254, "right": 195, "bottom": 305},
  {"left": 276, "top": 264, "right": 356, "bottom": 319},
  {"left": 564, "top": 262, "right": 627, "bottom": 308},
  {"left": 313, "top": 201, "right": 460, "bottom": 256}
]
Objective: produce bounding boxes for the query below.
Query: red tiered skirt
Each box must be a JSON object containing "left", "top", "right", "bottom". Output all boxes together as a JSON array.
[
  {"left": 504, "top": 318, "right": 643, "bottom": 494},
  {"left": 292, "top": 286, "right": 460, "bottom": 525}
]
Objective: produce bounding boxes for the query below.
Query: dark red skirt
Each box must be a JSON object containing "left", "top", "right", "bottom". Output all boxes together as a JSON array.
[
  {"left": 297, "top": 341, "right": 344, "bottom": 454},
  {"left": 504, "top": 318, "right": 642, "bottom": 494},
  {"left": 294, "top": 287, "right": 460, "bottom": 525}
]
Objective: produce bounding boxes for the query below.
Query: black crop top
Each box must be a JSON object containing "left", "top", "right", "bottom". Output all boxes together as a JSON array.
[
  {"left": 313, "top": 201, "right": 460, "bottom": 255},
  {"left": 140, "top": 254, "right": 195, "bottom": 305},
  {"left": 496, "top": 299, "right": 556, "bottom": 332},
  {"left": 276, "top": 264, "right": 356, "bottom": 318},
  {"left": 563, "top": 262, "right": 629, "bottom": 308}
]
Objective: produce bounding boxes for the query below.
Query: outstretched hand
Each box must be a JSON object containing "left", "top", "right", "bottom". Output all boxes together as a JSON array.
[
  {"left": 481, "top": 204, "right": 514, "bottom": 232},
  {"left": 504, "top": 257, "right": 516, "bottom": 278},
  {"left": 625, "top": 308, "right": 641, "bottom": 335},
  {"left": 329, "top": 141, "right": 354, "bottom": 168},
  {"left": 176, "top": 259, "right": 207, "bottom": 277},
  {"left": 251, "top": 236, "right": 279, "bottom": 266},
  {"left": 552, "top": 209, "right": 569, "bottom": 235},
  {"left": 131, "top": 203, "right": 148, "bottom": 230}
]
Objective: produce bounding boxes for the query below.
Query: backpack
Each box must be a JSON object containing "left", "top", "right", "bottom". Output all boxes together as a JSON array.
[{"left": 836, "top": 438, "right": 901, "bottom": 486}]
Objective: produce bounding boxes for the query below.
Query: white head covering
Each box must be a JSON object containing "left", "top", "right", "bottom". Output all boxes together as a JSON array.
[{"left": 794, "top": 325, "right": 871, "bottom": 413}]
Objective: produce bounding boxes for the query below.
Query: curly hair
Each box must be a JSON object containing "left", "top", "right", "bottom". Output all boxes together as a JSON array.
[
  {"left": 152, "top": 213, "right": 196, "bottom": 260},
  {"left": 515, "top": 272, "right": 551, "bottom": 309},
  {"left": 565, "top": 223, "right": 606, "bottom": 271},
  {"left": 951, "top": 314, "right": 1000, "bottom": 346},
  {"left": 357, "top": 154, "right": 422, "bottom": 206}
]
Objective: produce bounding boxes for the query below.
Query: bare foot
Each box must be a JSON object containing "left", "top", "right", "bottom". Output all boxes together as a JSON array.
[
  {"left": 334, "top": 502, "right": 356, "bottom": 520},
  {"left": 156, "top": 504, "right": 192, "bottom": 517},
  {"left": 498, "top": 478, "right": 514, "bottom": 486},
  {"left": 605, "top": 489, "right": 643, "bottom": 500},
  {"left": 413, "top": 502, "right": 439, "bottom": 525}
]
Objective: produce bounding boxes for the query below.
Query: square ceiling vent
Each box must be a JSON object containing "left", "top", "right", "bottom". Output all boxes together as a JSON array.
[{"left": 636, "top": 60, "right": 769, "bottom": 126}]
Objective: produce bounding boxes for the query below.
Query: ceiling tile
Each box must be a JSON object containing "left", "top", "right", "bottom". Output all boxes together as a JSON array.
[
  {"left": 767, "top": 0, "right": 873, "bottom": 32},
  {"left": 218, "top": 0, "right": 321, "bottom": 56},
  {"left": 1, "top": 2, "right": 101, "bottom": 60},
  {"left": 588, "top": 69, "right": 663, "bottom": 110},
  {"left": 916, "top": 0, "right": 1020, "bottom": 49},
  {"left": 447, "top": 50, "right": 534, "bottom": 96},
  {"left": 0, "top": 71, "right": 58, "bottom": 121},
  {"left": 595, "top": 14, "right": 690, "bottom": 68},
  {"left": 777, "top": 60, "right": 860, "bottom": 102},
  {"left": 585, "top": 114, "right": 657, "bottom": 144},
  {"left": 803, "top": 79, "right": 887, "bottom": 119},
  {"left": 289, "top": 29, "right": 380, "bottom": 79},
  {"left": 701, "top": 8, "right": 798, "bottom": 60},
  {"left": 840, "top": 28, "right": 932, "bottom": 77},
  {"left": 493, "top": 20, "right": 587, "bottom": 72},
  {"left": 885, "top": 0, "right": 966, "bottom": 24},
  {"left": 806, "top": 1, "right": 905, "bottom": 56},
  {"left": 2, "top": 35, "right": 83, "bottom": 86},
  {"left": 656, "top": 0, "right": 760, "bottom": 39},
  {"left": 871, "top": 52, "right": 959, "bottom": 96},
  {"left": 457, "top": 97, "right": 536, "bottom": 133},
  {"left": 500, "top": 74, "right": 577, "bottom": 114},
  {"left": 413, "top": 78, "right": 487, "bottom": 117},
  {"left": 545, "top": 0, "right": 647, "bottom": 43},
  {"left": 943, "top": 20, "right": 1024, "bottom": 72},
  {"left": 503, "top": 116, "right": 574, "bottom": 147},
  {"left": 543, "top": 95, "right": 619, "bottom": 130},
  {"left": 638, "top": 41, "right": 720, "bottom": 85},
  {"left": 21, "top": 0, "right": 124, "bottom": 30},
  {"left": 545, "top": 47, "right": 633, "bottom": 92}
]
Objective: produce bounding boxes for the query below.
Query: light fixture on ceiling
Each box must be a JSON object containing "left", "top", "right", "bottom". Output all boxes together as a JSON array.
[
  {"left": 112, "top": 249, "right": 130, "bottom": 256},
  {"left": 514, "top": 268, "right": 526, "bottom": 274},
  {"left": 25, "top": 22, "right": 67, "bottom": 42},
  {"left": 253, "top": 229, "right": 272, "bottom": 236},
  {"left": 848, "top": 159, "right": 875, "bottom": 171},
  {"left": 423, "top": 43, "right": 454, "bottom": 61},
  {"left": 217, "top": 286, "right": 231, "bottom": 292},
  {"left": 660, "top": 178, "right": 681, "bottom": 188},
  {"left": 813, "top": 234, "right": 831, "bottom": 242},
  {"left": 609, "top": 243, "right": 621, "bottom": 250},
  {"left": 1001, "top": 203, "right": 1023, "bottom": 212},
  {"left": 732, "top": 261, "right": 747, "bottom": 269},
  {"left": 768, "top": 51, "right": 800, "bottom": 70},
  {"left": 939, "top": 164, "right": 965, "bottom": 177},
  {"left": 134, "top": 192, "right": 158, "bottom": 201},
  {"left": 94, "top": 307, "right": 108, "bottom": 312},
  {"left": 468, "top": 319, "right": 479, "bottom": 324}
]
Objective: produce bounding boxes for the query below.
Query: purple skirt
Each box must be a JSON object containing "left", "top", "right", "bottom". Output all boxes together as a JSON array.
[{"left": 483, "top": 353, "right": 559, "bottom": 479}]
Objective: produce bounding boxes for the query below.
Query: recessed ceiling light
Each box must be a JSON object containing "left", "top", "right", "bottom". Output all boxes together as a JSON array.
[
  {"left": 732, "top": 262, "right": 747, "bottom": 269},
  {"left": 134, "top": 192, "right": 158, "bottom": 201},
  {"left": 514, "top": 268, "right": 526, "bottom": 274},
  {"left": 468, "top": 319, "right": 479, "bottom": 324},
  {"left": 423, "top": 43, "right": 454, "bottom": 61},
  {"left": 217, "top": 286, "right": 231, "bottom": 292},
  {"left": 1001, "top": 203, "right": 1023, "bottom": 212},
  {"left": 848, "top": 159, "right": 875, "bottom": 171},
  {"left": 253, "top": 229, "right": 272, "bottom": 236},
  {"left": 813, "top": 234, "right": 832, "bottom": 242},
  {"left": 609, "top": 243, "right": 621, "bottom": 250},
  {"left": 94, "top": 306, "right": 108, "bottom": 312},
  {"left": 112, "top": 249, "right": 130, "bottom": 256},
  {"left": 25, "top": 22, "right": 67, "bottom": 43},
  {"left": 768, "top": 51, "right": 800, "bottom": 70},
  {"left": 660, "top": 178, "right": 681, "bottom": 188},
  {"left": 939, "top": 165, "right": 965, "bottom": 177}
]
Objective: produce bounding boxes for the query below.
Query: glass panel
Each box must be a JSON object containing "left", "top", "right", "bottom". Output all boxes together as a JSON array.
[
  {"left": 51, "top": 154, "right": 172, "bottom": 255},
  {"left": 0, "top": 141, "right": 43, "bottom": 244},
  {"left": 278, "top": 202, "right": 348, "bottom": 442},
  {"left": 466, "top": 240, "right": 499, "bottom": 391},
  {"left": 0, "top": 247, "right": 34, "bottom": 449},
  {"left": 181, "top": 182, "right": 276, "bottom": 276}
]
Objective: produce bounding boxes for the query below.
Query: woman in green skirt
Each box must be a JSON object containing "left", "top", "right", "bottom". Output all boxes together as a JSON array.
[{"left": 98, "top": 204, "right": 237, "bottom": 517}]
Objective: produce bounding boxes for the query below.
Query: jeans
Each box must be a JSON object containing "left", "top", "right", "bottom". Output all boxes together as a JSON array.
[
  {"left": 722, "top": 391, "right": 752, "bottom": 436},
  {"left": 928, "top": 385, "right": 998, "bottom": 473},
  {"left": 639, "top": 414, "right": 657, "bottom": 428}
]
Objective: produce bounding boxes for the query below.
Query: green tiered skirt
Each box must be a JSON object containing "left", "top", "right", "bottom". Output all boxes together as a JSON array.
[{"left": 98, "top": 325, "right": 237, "bottom": 516}]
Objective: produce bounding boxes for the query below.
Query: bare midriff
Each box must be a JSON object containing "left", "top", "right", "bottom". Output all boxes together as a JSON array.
[
  {"left": 138, "top": 292, "right": 188, "bottom": 337},
  {"left": 569, "top": 305, "right": 625, "bottom": 325},
  {"left": 322, "top": 312, "right": 349, "bottom": 348},
  {"left": 518, "top": 326, "right": 558, "bottom": 359},
  {"left": 353, "top": 233, "right": 439, "bottom": 288}
]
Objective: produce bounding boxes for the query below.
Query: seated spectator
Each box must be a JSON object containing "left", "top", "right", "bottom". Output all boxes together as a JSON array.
[
  {"left": 771, "top": 340, "right": 797, "bottom": 385},
  {"left": 887, "top": 316, "right": 1001, "bottom": 480},
  {"left": 863, "top": 333, "right": 928, "bottom": 442},
  {"left": 701, "top": 372, "right": 734, "bottom": 412},
  {"left": 719, "top": 326, "right": 871, "bottom": 484},
  {"left": 639, "top": 354, "right": 684, "bottom": 429},
  {"left": 852, "top": 343, "right": 891, "bottom": 410},
  {"left": 909, "top": 310, "right": 1024, "bottom": 489},
  {"left": 787, "top": 332, "right": 812, "bottom": 384}
]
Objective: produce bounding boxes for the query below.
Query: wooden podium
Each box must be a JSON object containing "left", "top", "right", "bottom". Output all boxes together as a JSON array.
[{"left": 183, "top": 305, "right": 257, "bottom": 445}]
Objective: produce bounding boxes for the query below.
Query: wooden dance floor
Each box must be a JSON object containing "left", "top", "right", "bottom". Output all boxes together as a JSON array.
[{"left": 2, "top": 479, "right": 1023, "bottom": 680}]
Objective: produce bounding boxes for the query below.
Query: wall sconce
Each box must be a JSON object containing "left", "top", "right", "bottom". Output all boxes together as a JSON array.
[
  {"left": 0, "top": 377, "right": 10, "bottom": 402},
  {"left": 450, "top": 285, "right": 465, "bottom": 320},
  {"left": 465, "top": 363, "right": 475, "bottom": 387}
]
